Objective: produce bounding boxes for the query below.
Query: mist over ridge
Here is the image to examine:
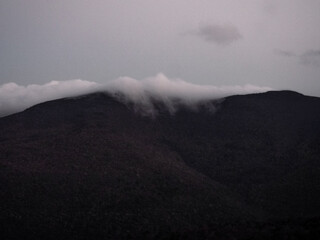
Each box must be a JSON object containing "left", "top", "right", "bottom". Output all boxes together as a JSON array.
[{"left": 0, "top": 73, "right": 272, "bottom": 117}]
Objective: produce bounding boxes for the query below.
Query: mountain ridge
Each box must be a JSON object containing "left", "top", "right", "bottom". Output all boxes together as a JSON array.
[{"left": 0, "top": 90, "right": 320, "bottom": 239}]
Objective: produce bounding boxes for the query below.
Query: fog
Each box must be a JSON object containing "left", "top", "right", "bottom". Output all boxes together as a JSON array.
[
  {"left": 0, "top": 74, "right": 271, "bottom": 117},
  {"left": 0, "top": 79, "right": 98, "bottom": 117},
  {"left": 105, "top": 73, "right": 272, "bottom": 115}
]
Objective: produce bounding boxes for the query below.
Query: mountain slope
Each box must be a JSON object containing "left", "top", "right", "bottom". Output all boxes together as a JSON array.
[
  {"left": 163, "top": 91, "right": 320, "bottom": 218},
  {"left": 0, "top": 91, "right": 320, "bottom": 239}
]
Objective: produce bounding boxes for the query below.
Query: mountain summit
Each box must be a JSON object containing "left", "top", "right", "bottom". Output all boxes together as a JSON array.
[{"left": 0, "top": 91, "right": 320, "bottom": 239}]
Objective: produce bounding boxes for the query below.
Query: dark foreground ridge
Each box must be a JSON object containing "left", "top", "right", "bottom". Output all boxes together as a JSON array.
[{"left": 0, "top": 90, "right": 320, "bottom": 239}]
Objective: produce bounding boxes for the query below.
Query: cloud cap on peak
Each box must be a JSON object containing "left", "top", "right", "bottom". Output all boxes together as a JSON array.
[
  {"left": 106, "top": 73, "right": 270, "bottom": 101},
  {"left": 0, "top": 74, "right": 272, "bottom": 117}
]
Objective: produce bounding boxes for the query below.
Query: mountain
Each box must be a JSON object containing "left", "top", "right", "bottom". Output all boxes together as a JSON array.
[{"left": 0, "top": 91, "right": 320, "bottom": 239}]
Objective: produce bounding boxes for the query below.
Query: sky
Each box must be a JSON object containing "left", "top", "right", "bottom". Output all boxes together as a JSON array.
[{"left": 1, "top": 0, "right": 320, "bottom": 112}]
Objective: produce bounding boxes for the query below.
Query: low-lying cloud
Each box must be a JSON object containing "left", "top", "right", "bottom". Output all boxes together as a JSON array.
[
  {"left": 190, "top": 24, "right": 242, "bottom": 45},
  {"left": 0, "top": 73, "right": 271, "bottom": 117},
  {"left": 105, "top": 74, "right": 271, "bottom": 115},
  {"left": 0, "top": 80, "right": 98, "bottom": 117}
]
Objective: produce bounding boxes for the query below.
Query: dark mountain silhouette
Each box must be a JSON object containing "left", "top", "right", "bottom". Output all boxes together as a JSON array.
[{"left": 0, "top": 90, "right": 320, "bottom": 239}]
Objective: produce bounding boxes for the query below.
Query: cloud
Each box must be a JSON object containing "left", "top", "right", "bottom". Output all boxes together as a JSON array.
[
  {"left": 0, "top": 79, "right": 98, "bottom": 117},
  {"left": 105, "top": 74, "right": 271, "bottom": 115},
  {"left": 106, "top": 73, "right": 270, "bottom": 102},
  {"left": 299, "top": 50, "right": 320, "bottom": 66},
  {"left": 275, "top": 49, "right": 320, "bottom": 67},
  {"left": 274, "top": 49, "right": 297, "bottom": 57},
  {"left": 262, "top": 0, "right": 277, "bottom": 15},
  {"left": 190, "top": 24, "right": 242, "bottom": 45},
  {"left": 0, "top": 73, "right": 272, "bottom": 117}
]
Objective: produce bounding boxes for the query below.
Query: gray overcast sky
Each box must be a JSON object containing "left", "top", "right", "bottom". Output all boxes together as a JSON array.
[{"left": 1, "top": 0, "right": 320, "bottom": 96}]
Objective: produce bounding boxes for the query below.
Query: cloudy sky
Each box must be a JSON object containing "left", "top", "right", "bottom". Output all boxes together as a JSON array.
[{"left": 1, "top": 0, "right": 320, "bottom": 101}]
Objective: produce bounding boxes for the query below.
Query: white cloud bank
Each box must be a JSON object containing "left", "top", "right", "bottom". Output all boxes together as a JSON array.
[
  {"left": 0, "top": 79, "right": 99, "bottom": 117},
  {"left": 0, "top": 73, "right": 272, "bottom": 117}
]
